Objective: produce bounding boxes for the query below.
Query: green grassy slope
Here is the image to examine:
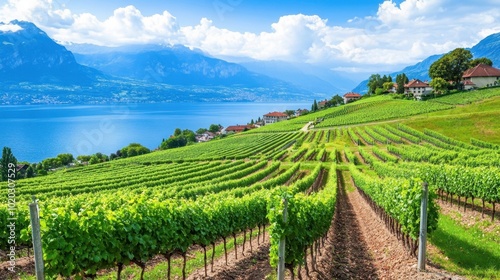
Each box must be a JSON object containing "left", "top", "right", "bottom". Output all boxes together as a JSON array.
[{"left": 403, "top": 96, "right": 500, "bottom": 144}]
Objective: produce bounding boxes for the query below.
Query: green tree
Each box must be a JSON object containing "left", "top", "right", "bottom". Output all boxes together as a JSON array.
[
  {"left": 196, "top": 128, "right": 208, "bottom": 135},
  {"left": 1, "top": 147, "right": 17, "bottom": 181},
  {"left": 26, "top": 165, "right": 35, "bottom": 178},
  {"left": 120, "top": 143, "right": 150, "bottom": 158},
  {"left": 89, "top": 155, "right": 100, "bottom": 165},
  {"left": 173, "top": 128, "right": 182, "bottom": 137},
  {"left": 375, "top": 88, "right": 385, "bottom": 95},
  {"left": 331, "top": 94, "right": 343, "bottom": 106},
  {"left": 429, "top": 48, "right": 473, "bottom": 89},
  {"left": 209, "top": 124, "right": 221, "bottom": 133},
  {"left": 77, "top": 155, "right": 92, "bottom": 162},
  {"left": 381, "top": 75, "right": 388, "bottom": 84},
  {"left": 41, "top": 157, "right": 62, "bottom": 170},
  {"left": 311, "top": 99, "right": 318, "bottom": 112},
  {"left": 383, "top": 81, "right": 394, "bottom": 92},
  {"left": 182, "top": 129, "right": 196, "bottom": 143},
  {"left": 429, "top": 77, "right": 449, "bottom": 94},
  {"left": 367, "top": 74, "right": 382, "bottom": 95},
  {"left": 88, "top": 153, "right": 109, "bottom": 164},
  {"left": 396, "top": 73, "right": 409, "bottom": 94},
  {"left": 469, "top": 57, "right": 493, "bottom": 67},
  {"left": 284, "top": 110, "right": 295, "bottom": 117},
  {"left": 57, "top": 153, "right": 74, "bottom": 166},
  {"left": 161, "top": 136, "right": 188, "bottom": 149},
  {"left": 160, "top": 128, "right": 198, "bottom": 150}
]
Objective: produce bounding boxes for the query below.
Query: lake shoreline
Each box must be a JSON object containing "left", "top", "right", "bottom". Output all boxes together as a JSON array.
[{"left": 1, "top": 102, "right": 311, "bottom": 163}]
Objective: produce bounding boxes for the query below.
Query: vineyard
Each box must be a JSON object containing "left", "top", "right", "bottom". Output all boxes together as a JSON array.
[{"left": 1, "top": 92, "right": 499, "bottom": 279}]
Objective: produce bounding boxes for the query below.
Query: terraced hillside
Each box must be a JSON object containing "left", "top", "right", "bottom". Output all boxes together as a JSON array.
[{"left": 1, "top": 88, "right": 499, "bottom": 280}]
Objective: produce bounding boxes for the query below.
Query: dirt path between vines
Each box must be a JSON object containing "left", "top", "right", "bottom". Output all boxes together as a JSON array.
[{"left": 339, "top": 174, "right": 461, "bottom": 280}]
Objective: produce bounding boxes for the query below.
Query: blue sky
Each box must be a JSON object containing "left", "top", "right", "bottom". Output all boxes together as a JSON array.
[
  {"left": 62, "top": 0, "right": 383, "bottom": 32},
  {"left": 1, "top": 0, "right": 499, "bottom": 74}
]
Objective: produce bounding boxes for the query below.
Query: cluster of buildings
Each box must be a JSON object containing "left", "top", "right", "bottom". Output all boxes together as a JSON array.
[
  {"left": 222, "top": 109, "right": 310, "bottom": 135},
  {"left": 396, "top": 63, "right": 500, "bottom": 100},
  {"left": 206, "top": 64, "right": 500, "bottom": 138}
]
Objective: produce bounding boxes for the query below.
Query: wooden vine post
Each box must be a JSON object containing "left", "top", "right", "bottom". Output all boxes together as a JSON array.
[
  {"left": 277, "top": 197, "right": 288, "bottom": 280},
  {"left": 418, "top": 182, "right": 428, "bottom": 272},
  {"left": 29, "top": 196, "right": 45, "bottom": 280}
]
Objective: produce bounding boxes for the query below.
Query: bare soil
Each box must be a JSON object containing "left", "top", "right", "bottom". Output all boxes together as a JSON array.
[
  {"left": 188, "top": 234, "right": 272, "bottom": 280},
  {"left": 0, "top": 256, "right": 34, "bottom": 280},
  {"left": 437, "top": 198, "right": 500, "bottom": 235}
]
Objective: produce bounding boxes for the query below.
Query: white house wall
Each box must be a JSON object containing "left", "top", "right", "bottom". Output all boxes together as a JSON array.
[{"left": 470, "top": 77, "right": 500, "bottom": 88}]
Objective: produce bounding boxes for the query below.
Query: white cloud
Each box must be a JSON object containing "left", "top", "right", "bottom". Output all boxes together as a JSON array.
[
  {"left": 0, "top": 22, "right": 22, "bottom": 32},
  {"left": 49, "top": 5, "right": 180, "bottom": 46},
  {"left": 1, "top": 0, "right": 500, "bottom": 71},
  {"left": 377, "top": 0, "right": 447, "bottom": 25},
  {"left": 0, "top": 0, "right": 73, "bottom": 27},
  {"left": 181, "top": 14, "right": 332, "bottom": 62}
]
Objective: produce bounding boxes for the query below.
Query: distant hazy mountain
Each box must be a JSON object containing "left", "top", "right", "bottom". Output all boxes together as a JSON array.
[
  {"left": 0, "top": 20, "right": 102, "bottom": 85},
  {"left": 352, "top": 32, "right": 500, "bottom": 94},
  {"left": 470, "top": 32, "right": 500, "bottom": 64},
  {"left": 70, "top": 44, "right": 306, "bottom": 89},
  {"left": 239, "top": 60, "right": 357, "bottom": 94},
  {"left": 0, "top": 21, "right": 317, "bottom": 104}
]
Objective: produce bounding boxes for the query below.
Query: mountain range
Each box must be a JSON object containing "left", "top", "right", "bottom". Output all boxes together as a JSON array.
[
  {"left": 1, "top": 20, "right": 500, "bottom": 104},
  {"left": 70, "top": 44, "right": 292, "bottom": 88},
  {"left": 352, "top": 32, "right": 500, "bottom": 93},
  {"left": 0, "top": 20, "right": 326, "bottom": 104},
  {"left": 0, "top": 20, "right": 102, "bottom": 85}
]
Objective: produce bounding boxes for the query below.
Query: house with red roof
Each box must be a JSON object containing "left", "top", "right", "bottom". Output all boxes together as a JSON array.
[
  {"left": 318, "top": 99, "right": 329, "bottom": 109},
  {"left": 263, "top": 112, "right": 288, "bottom": 125},
  {"left": 404, "top": 79, "right": 433, "bottom": 99},
  {"left": 462, "top": 63, "right": 500, "bottom": 88},
  {"left": 462, "top": 80, "right": 476, "bottom": 90},
  {"left": 224, "top": 125, "right": 255, "bottom": 134},
  {"left": 343, "top": 92, "right": 362, "bottom": 104}
]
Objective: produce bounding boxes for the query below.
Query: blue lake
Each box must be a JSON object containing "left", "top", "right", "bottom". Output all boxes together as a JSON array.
[{"left": 0, "top": 102, "right": 310, "bottom": 163}]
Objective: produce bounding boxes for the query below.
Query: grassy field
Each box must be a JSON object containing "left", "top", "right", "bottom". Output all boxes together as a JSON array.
[
  {"left": 403, "top": 96, "right": 500, "bottom": 144},
  {"left": 429, "top": 215, "right": 500, "bottom": 279}
]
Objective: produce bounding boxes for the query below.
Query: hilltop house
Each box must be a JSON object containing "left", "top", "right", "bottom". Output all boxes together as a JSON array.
[
  {"left": 404, "top": 79, "right": 433, "bottom": 99},
  {"left": 295, "top": 109, "right": 309, "bottom": 116},
  {"left": 196, "top": 131, "right": 216, "bottom": 142},
  {"left": 16, "top": 164, "right": 29, "bottom": 178},
  {"left": 318, "top": 99, "right": 329, "bottom": 109},
  {"left": 343, "top": 92, "right": 362, "bottom": 104},
  {"left": 389, "top": 83, "right": 398, "bottom": 93},
  {"left": 462, "top": 63, "right": 500, "bottom": 88},
  {"left": 263, "top": 112, "right": 288, "bottom": 125}
]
